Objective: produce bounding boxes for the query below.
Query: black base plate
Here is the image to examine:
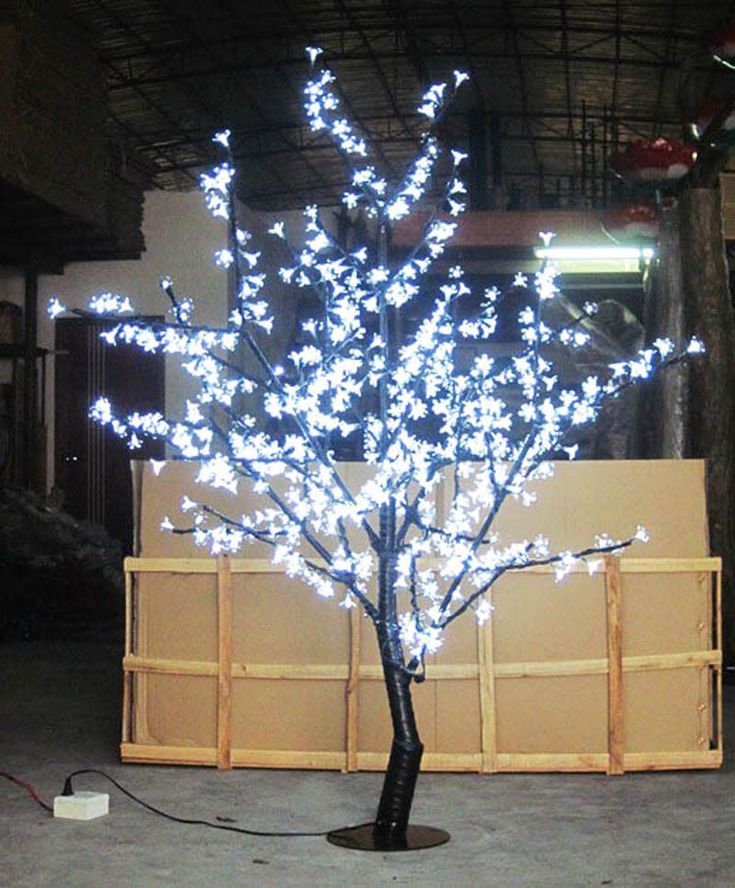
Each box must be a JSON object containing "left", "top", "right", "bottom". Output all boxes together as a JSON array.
[{"left": 326, "top": 822, "right": 450, "bottom": 852}]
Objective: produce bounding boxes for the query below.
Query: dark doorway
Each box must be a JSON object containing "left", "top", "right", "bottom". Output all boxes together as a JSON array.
[{"left": 54, "top": 317, "right": 165, "bottom": 552}]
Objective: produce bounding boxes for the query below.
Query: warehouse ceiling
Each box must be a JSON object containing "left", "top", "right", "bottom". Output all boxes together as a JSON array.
[{"left": 42, "top": 0, "right": 735, "bottom": 211}]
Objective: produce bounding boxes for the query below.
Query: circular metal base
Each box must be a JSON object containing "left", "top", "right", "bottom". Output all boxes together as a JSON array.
[{"left": 326, "top": 822, "right": 450, "bottom": 852}]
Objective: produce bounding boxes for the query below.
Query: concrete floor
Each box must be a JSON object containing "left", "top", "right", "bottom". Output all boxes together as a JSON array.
[{"left": 1, "top": 640, "right": 734, "bottom": 888}]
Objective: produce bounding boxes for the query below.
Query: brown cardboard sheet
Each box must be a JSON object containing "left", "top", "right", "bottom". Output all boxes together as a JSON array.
[{"left": 130, "top": 458, "right": 714, "bottom": 768}]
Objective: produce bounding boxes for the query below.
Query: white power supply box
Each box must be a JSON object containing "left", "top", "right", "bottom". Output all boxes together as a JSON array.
[{"left": 54, "top": 792, "right": 110, "bottom": 821}]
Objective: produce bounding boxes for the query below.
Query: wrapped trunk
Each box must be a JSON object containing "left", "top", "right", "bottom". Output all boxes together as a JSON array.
[
  {"left": 373, "top": 625, "right": 423, "bottom": 841},
  {"left": 327, "top": 550, "right": 449, "bottom": 851}
]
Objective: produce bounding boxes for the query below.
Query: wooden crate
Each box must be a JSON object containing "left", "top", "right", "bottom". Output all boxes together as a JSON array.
[{"left": 121, "top": 554, "right": 723, "bottom": 775}]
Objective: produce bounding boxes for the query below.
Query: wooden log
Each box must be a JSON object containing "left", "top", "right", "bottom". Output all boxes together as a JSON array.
[
  {"left": 641, "top": 200, "right": 687, "bottom": 458},
  {"left": 605, "top": 556, "right": 625, "bottom": 775},
  {"left": 680, "top": 187, "right": 735, "bottom": 666}
]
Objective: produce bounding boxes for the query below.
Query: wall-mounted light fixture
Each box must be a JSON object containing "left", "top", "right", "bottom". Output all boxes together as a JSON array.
[{"left": 534, "top": 246, "right": 655, "bottom": 261}]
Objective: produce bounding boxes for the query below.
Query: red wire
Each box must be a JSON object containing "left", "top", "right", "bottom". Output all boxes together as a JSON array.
[{"left": 0, "top": 770, "right": 52, "bottom": 813}]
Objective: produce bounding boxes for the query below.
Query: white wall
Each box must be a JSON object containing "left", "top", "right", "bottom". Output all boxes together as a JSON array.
[
  {"left": 0, "top": 191, "right": 332, "bottom": 487},
  {"left": 0, "top": 189, "right": 327, "bottom": 490},
  {"left": 42, "top": 190, "right": 231, "bottom": 488}
]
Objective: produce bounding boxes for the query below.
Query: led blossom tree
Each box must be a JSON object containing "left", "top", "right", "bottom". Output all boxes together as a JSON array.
[{"left": 50, "top": 48, "right": 702, "bottom": 851}]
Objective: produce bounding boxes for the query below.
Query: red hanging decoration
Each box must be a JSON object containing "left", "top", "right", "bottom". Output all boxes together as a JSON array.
[
  {"left": 686, "top": 97, "right": 735, "bottom": 139},
  {"left": 601, "top": 203, "right": 660, "bottom": 243},
  {"left": 707, "top": 22, "right": 735, "bottom": 66},
  {"left": 611, "top": 139, "right": 695, "bottom": 183}
]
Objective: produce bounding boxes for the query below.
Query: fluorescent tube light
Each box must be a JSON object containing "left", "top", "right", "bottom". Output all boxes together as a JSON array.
[{"left": 534, "top": 246, "right": 655, "bottom": 261}]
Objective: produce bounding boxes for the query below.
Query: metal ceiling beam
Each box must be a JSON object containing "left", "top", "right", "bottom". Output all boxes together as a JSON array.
[
  {"left": 106, "top": 46, "right": 708, "bottom": 98},
  {"left": 154, "top": 0, "right": 325, "bottom": 202},
  {"left": 386, "top": 0, "right": 431, "bottom": 86},
  {"left": 652, "top": 0, "right": 679, "bottom": 137},
  {"left": 500, "top": 0, "right": 541, "bottom": 176},
  {"left": 97, "top": 19, "right": 709, "bottom": 65},
  {"left": 135, "top": 106, "right": 684, "bottom": 153},
  {"left": 163, "top": 128, "right": 636, "bottom": 172},
  {"left": 274, "top": 0, "right": 400, "bottom": 182},
  {"left": 333, "top": 0, "right": 415, "bottom": 149}
]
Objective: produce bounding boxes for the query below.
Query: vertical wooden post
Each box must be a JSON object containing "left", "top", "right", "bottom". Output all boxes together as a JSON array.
[
  {"left": 716, "top": 567, "right": 723, "bottom": 755},
  {"left": 696, "top": 573, "right": 709, "bottom": 751},
  {"left": 121, "top": 566, "right": 133, "bottom": 744},
  {"left": 477, "top": 591, "right": 498, "bottom": 773},
  {"left": 217, "top": 554, "right": 233, "bottom": 770},
  {"left": 605, "top": 556, "right": 624, "bottom": 775},
  {"left": 345, "top": 605, "right": 361, "bottom": 772}
]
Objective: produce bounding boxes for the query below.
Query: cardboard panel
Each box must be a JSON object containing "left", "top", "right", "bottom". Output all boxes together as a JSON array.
[
  {"left": 436, "top": 680, "right": 482, "bottom": 754},
  {"left": 232, "top": 680, "right": 345, "bottom": 751},
  {"left": 495, "top": 675, "right": 609, "bottom": 754},
  {"left": 492, "top": 573, "right": 607, "bottom": 663},
  {"left": 138, "top": 574, "right": 217, "bottom": 661},
  {"left": 129, "top": 458, "right": 716, "bottom": 771},
  {"left": 622, "top": 574, "right": 710, "bottom": 657},
  {"left": 138, "top": 675, "right": 217, "bottom": 748},
  {"left": 624, "top": 668, "right": 706, "bottom": 753},
  {"left": 433, "top": 608, "right": 479, "bottom": 665},
  {"left": 358, "top": 680, "right": 437, "bottom": 753},
  {"left": 231, "top": 574, "right": 348, "bottom": 665},
  {"left": 491, "top": 460, "right": 708, "bottom": 558}
]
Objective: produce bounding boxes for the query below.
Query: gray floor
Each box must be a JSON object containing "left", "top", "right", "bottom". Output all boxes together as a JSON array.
[{"left": 1, "top": 640, "right": 734, "bottom": 888}]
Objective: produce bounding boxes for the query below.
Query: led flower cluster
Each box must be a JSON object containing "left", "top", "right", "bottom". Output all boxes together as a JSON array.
[{"left": 50, "top": 49, "right": 703, "bottom": 674}]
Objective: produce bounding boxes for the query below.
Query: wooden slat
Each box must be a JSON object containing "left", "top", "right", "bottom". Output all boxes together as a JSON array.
[
  {"left": 232, "top": 663, "right": 349, "bottom": 680},
  {"left": 716, "top": 568, "right": 723, "bottom": 753},
  {"left": 623, "top": 650, "right": 720, "bottom": 671},
  {"left": 623, "top": 750, "right": 722, "bottom": 771},
  {"left": 697, "top": 573, "right": 710, "bottom": 751},
  {"left": 122, "top": 649, "right": 721, "bottom": 681},
  {"left": 122, "top": 555, "right": 723, "bottom": 776},
  {"left": 233, "top": 750, "right": 348, "bottom": 770},
  {"left": 477, "top": 594, "right": 497, "bottom": 773},
  {"left": 605, "top": 556, "right": 624, "bottom": 775},
  {"left": 124, "top": 655, "right": 218, "bottom": 676},
  {"left": 120, "top": 743, "right": 722, "bottom": 773},
  {"left": 359, "top": 663, "right": 478, "bottom": 680},
  {"left": 125, "top": 557, "right": 220, "bottom": 573},
  {"left": 216, "top": 554, "right": 233, "bottom": 770},
  {"left": 496, "top": 650, "right": 720, "bottom": 677},
  {"left": 121, "top": 743, "right": 217, "bottom": 765},
  {"left": 495, "top": 752, "right": 609, "bottom": 772},
  {"left": 125, "top": 555, "right": 723, "bottom": 576},
  {"left": 357, "top": 752, "right": 482, "bottom": 772},
  {"left": 121, "top": 570, "right": 133, "bottom": 743},
  {"left": 125, "top": 556, "right": 328, "bottom": 574},
  {"left": 493, "top": 750, "right": 723, "bottom": 773},
  {"left": 345, "top": 605, "right": 361, "bottom": 772}
]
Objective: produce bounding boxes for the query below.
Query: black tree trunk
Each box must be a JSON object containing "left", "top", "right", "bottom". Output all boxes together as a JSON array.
[{"left": 374, "top": 627, "right": 423, "bottom": 841}]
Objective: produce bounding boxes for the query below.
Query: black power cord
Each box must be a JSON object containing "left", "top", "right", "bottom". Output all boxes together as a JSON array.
[{"left": 62, "top": 770, "right": 331, "bottom": 837}]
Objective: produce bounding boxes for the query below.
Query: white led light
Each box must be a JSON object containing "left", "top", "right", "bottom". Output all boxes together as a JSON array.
[{"left": 66, "top": 48, "right": 700, "bottom": 671}]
